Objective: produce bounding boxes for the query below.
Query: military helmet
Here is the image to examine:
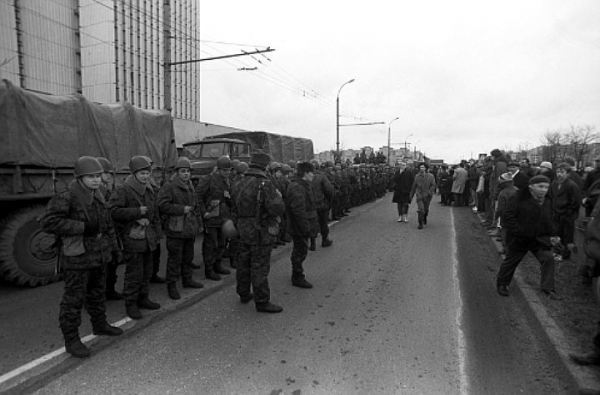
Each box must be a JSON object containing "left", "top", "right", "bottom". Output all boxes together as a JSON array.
[
  {"left": 281, "top": 164, "right": 292, "bottom": 173},
  {"left": 175, "top": 156, "right": 192, "bottom": 169},
  {"left": 288, "top": 159, "right": 296, "bottom": 169},
  {"left": 129, "top": 155, "right": 152, "bottom": 174},
  {"left": 231, "top": 159, "right": 241, "bottom": 169},
  {"left": 142, "top": 155, "right": 154, "bottom": 165},
  {"left": 236, "top": 162, "right": 249, "bottom": 174},
  {"left": 96, "top": 157, "right": 113, "bottom": 172},
  {"left": 310, "top": 159, "right": 319, "bottom": 168},
  {"left": 74, "top": 156, "right": 103, "bottom": 178},
  {"left": 217, "top": 155, "right": 231, "bottom": 169},
  {"left": 271, "top": 162, "right": 282, "bottom": 171}
]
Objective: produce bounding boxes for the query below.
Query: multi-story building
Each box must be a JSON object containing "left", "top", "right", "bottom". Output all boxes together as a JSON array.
[{"left": 0, "top": 0, "right": 199, "bottom": 144}]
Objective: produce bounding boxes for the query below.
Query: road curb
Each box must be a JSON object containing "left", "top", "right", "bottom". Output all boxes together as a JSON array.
[{"left": 476, "top": 211, "right": 600, "bottom": 395}]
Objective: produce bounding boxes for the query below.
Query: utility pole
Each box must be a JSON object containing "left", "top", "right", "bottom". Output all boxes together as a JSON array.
[{"left": 163, "top": 0, "right": 171, "bottom": 112}]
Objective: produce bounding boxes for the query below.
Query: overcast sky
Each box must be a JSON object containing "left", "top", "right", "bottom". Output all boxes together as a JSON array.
[{"left": 199, "top": 0, "right": 600, "bottom": 163}]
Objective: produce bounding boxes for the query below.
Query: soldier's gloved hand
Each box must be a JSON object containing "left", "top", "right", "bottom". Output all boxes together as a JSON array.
[{"left": 83, "top": 221, "right": 100, "bottom": 236}]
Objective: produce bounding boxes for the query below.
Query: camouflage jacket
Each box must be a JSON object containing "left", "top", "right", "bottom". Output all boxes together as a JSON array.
[
  {"left": 286, "top": 175, "right": 318, "bottom": 237},
  {"left": 40, "top": 180, "right": 117, "bottom": 270},
  {"left": 231, "top": 168, "right": 284, "bottom": 246},
  {"left": 158, "top": 175, "right": 201, "bottom": 239},
  {"left": 109, "top": 176, "right": 160, "bottom": 252},
  {"left": 195, "top": 172, "right": 232, "bottom": 228},
  {"left": 311, "top": 170, "right": 334, "bottom": 210}
]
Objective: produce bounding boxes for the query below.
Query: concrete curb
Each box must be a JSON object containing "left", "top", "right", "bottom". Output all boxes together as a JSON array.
[{"left": 476, "top": 211, "right": 600, "bottom": 395}]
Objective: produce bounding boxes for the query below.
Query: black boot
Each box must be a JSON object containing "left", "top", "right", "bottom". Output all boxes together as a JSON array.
[
  {"left": 105, "top": 289, "right": 123, "bottom": 301},
  {"left": 126, "top": 303, "right": 143, "bottom": 320},
  {"left": 205, "top": 270, "right": 222, "bottom": 281},
  {"left": 292, "top": 275, "right": 313, "bottom": 289},
  {"left": 214, "top": 263, "right": 231, "bottom": 275},
  {"left": 92, "top": 322, "right": 124, "bottom": 336},
  {"left": 309, "top": 238, "right": 316, "bottom": 251},
  {"left": 182, "top": 279, "right": 204, "bottom": 288},
  {"left": 150, "top": 274, "right": 165, "bottom": 284},
  {"left": 256, "top": 301, "right": 283, "bottom": 313},
  {"left": 321, "top": 238, "right": 333, "bottom": 247},
  {"left": 138, "top": 293, "right": 161, "bottom": 310},
  {"left": 423, "top": 214, "right": 428, "bottom": 225},
  {"left": 240, "top": 293, "right": 254, "bottom": 304},
  {"left": 65, "top": 335, "right": 90, "bottom": 358},
  {"left": 167, "top": 284, "right": 181, "bottom": 300}
]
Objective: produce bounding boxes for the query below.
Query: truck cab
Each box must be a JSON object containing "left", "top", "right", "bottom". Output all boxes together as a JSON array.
[{"left": 182, "top": 138, "right": 251, "bottom": 177}]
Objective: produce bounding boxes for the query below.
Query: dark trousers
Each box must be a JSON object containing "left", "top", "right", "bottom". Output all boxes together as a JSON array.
[
  {"left": 396, "top": 202, "right": 409, "bottom": 216},
  {"left": 291, "top": 235, "right": 309, "bottom": 278},
  {"left": 123, "top": 250, "right": 152, "bottom": 305},
  {"left": 105, "top": 251, "right": 119, "bottom": 292},
  {"left": 166, "top": 237, "right": 195, "bottom": 284},
  {"left": 236, "top": 243, "right": 273, "bottom": 304},
  {"left": 203, "top": 226, "right": 225, "bottom": 273},
  {"left": 317, "top": 209, "right": 330, "bottom": 239},
  {"left": 60, "top": 267, "right": 107, "bottom": 339},
  {"left": 152, "top": 242, "right": 162, "bottom": 277},
  {"left": 496, "top": 234, "right": 555, "bottom": 291}
]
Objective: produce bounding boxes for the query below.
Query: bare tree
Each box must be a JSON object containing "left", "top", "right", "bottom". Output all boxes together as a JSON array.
[
  {"left": 566, "top": 124, "right": 598, "bottom": 168},
  {"left": 541, "top": 129, "right": 568, "bottom": 163}
]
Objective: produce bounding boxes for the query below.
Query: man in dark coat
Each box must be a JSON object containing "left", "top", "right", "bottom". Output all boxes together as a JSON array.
[
  {"left": 507, "top": 161, "right": 530, "bottom": 190},
  {"left": 286, "top": 162, "right": 318, "bottom": 288},
  {"left": 392, "top": 162, "right": 414, "bottom": 222},
  {"left": 496, "top": 175, "right": 561, "bottom": 299},
  {"left": 231, "top": 152, "right": 285, "bottom": 313},
  {"left": 109, "top": 156, "right": 162, "bottom": 320},
  {"left": 158, "top": 157, "right": 204, "bottom": 300},
  {"left": 196, "top": 156, "right": 234, "bottom": 281},
  {"left": 310, "top": 159, "right": 334, "bottom": 248},
  {"left": 549, "top": 162, "right": 582, "bottom": 260},
  {"left": 41, "top": 156, "right": 123, "bottom": 358}
]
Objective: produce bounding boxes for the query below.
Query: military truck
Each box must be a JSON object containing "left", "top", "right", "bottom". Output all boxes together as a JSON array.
[
  {"left": 0, "top": 79, "right": 178, "bottom": 286},
  {"left": 182, "top": 131, "right": 314, "bottom": 177}
]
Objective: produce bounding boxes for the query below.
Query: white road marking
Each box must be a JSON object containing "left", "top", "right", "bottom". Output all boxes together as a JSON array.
[
  {"left": 450, "top": 208, "right": 469, "bottom": 394},
  {"left": 0, "top": 317, "right": 131, "bottom": 386}
]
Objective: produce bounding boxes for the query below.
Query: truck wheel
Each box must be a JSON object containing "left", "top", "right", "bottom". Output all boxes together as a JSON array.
[{"left": 0, "top": 205, "right": 61, "bottom": 287}]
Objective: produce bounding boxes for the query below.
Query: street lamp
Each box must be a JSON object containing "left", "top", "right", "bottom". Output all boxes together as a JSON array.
[
  {"left": 336, "top": 78, "right": 355, "bottom": 161},
  {"left": 387, "top": 117, "right": 399, "bottom": 166}
]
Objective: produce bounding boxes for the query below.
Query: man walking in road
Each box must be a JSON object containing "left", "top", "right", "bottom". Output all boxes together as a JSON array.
[
  {"left": 410, "top": 163, "right": 436, "bottom": 229},
  {"left": 496, "top": 175, "right": 561, "bottom": 299},
  {"left": 286, "top": 161, "right": 318, "bottom": 288},
  {"left": 231, "top": 152, "right": 285, "bottom": 313}
]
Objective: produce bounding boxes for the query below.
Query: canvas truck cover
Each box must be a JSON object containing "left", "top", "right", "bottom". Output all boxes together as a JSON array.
[
  {"left": 205, "top": 131, "right": 314, "bottom": 163},
  {"left": 0, "top": 79, "right": 178, "bottom": 171}
]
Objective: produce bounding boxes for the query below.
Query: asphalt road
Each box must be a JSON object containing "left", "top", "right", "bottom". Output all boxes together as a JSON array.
[{"left": 6, "top": 194, "right": 575, "bottom": 394}]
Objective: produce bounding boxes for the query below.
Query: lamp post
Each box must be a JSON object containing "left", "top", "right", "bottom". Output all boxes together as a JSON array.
[
  {"left": 387, "top": 117, "right": 399, "bottom": 166},
  {"left": 336, "top": 78, "right": 355, "bottom": 161}
]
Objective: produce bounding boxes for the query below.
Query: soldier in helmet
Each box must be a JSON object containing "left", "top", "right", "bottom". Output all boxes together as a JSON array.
[
  {"left": 311, "top": 159, "right": 334, "bottom": 249},
  {"left": 286, "top": 161, "right": 318, "bottom": 288},
  {"left": 40, "top": 156, "right": 123, "bottom": 358},
  {"left": 158, "top": 157, "right": 204, "bottom": 300},
  {"left": 231, "top": 151, "right": 285, "bottom": 313},
  {"left": 196, "top": 155, "right": 233, "bottom": 281},
  {"left": 109, "top": 156, "right": 162, "bottom": 320},
  {"left": 96, "top": 157, "right": 123, "bottom": 301}
]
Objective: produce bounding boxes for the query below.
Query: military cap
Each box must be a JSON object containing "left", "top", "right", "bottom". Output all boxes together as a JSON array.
[{"left": 250, "top": 152, "right": 271, "bottom": 168}]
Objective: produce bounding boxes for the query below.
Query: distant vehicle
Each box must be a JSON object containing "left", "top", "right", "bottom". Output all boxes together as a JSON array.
[
  {"left": 182, "top": 131, "right": 315, "bottom": 178},
  {"left": 0, "top": 80, "right": 178, "bottom": 286}
]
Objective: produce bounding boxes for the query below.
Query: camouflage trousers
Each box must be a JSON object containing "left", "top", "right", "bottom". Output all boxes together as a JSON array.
[
  {"left": 166, "top": 237, "right": 194, "bottom": 284},
  {"left": 291, "top": 235, "right": 309, "bottom": 279},
  {"left": 59, "top": 266, "right": 107, "bottom": 339},
  {"left": 203, "top": 226, "right": 225, "bottom": 273},
  {"left": 123, "top": 250, "right": 152, "bottom": 305},
  {"left": 236, "top": 243, "right": 273, "bottom": 304},
  {"left": 317, "top": 209, "right": 330, "bottom": 239}
]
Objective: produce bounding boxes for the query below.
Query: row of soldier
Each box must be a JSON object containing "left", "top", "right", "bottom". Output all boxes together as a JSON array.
[{"left": 39, "top": 152, "right": 394, "bottom": 358}]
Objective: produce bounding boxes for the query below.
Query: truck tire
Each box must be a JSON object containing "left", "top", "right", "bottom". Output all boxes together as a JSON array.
[{"left": 0, "top": 205, "right": 61, "bottom": 287}]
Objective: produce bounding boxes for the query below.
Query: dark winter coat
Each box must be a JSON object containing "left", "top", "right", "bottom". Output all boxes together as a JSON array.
[
  {"left": 311, "top": 170, "right": 334, "bottom": 210},
  {"left": 502, "top": 188, "right": 557, "bottom": 240},
  {"left": 392, "top": 169, "right": 414, "bottom": 204},
  {"left": 286, "top": 175, "right": 318, "bottom": 238},
  {"left": 511, "top": 171, "right": 530, "bottom": 190},
  {"left": 195, "top": 172, "right": 232, "bottom": 228},
  {"left": 40, "top": 180, "right": 117, "bottom": 270},
  {"left": 109, "top": 176, "right": 160, "bottom": 253},
  {"left": 232, "top": 168, "right": 285, "bottom": 246},
  {"left": 157, "top": 175, "right": 201, "bottom": 239},
  {"left": 550, "top": 178, "right": 581, "bottom": 216}
]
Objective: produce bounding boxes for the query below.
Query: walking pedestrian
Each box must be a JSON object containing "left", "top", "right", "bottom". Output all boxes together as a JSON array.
[
  {"left": 392, "top": 162, "right": 414, "bottom": 222},
  {"left": 409, "top": 163, "right": 436, "bottom": 229},
  {"left": 496, "top": 175, "right": 562, "bottom": 299},
  {"left": 550, "top": 162, "right": 581, "bottom": 260},
  {"left": 40, "top": 156, "right": 123, "bottom": 358}
]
